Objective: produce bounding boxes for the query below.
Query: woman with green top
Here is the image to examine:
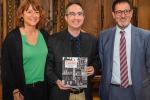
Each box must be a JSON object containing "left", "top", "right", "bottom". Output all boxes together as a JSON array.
[{"left": 1, "top": 0, "right": 49, "bottom": 100}]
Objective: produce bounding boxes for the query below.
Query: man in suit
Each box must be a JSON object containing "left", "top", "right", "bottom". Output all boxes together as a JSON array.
[
  {"left": 46, "top": 2, "right": 99, "bottom": 100},
  {"left": 98, "top": 0, "right": 150, "bottom": 100}
]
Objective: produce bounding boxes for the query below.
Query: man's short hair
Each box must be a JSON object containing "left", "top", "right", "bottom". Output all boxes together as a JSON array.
[
  {"left": 65, "top": 2, "right": 84, "bottom": 14},
  {"left": 112, "top": 0, "right": 133, "bottom": 12}
]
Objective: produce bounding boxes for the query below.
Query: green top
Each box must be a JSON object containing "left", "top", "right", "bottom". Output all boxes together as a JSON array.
[{"left": 21, "top": 31, "right": 48, "bottom": 84}]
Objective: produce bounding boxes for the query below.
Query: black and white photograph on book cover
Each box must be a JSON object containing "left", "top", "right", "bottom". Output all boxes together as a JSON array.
[{"left": 62, "top": 57, "right": 88, "bottom": 89}]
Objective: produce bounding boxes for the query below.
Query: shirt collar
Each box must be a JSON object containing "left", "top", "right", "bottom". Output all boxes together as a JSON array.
[
  {"left": 116, "top": 23, "right": 131, "bottom": 35},
  {"left": 66, "top": 30, "right": 81, "bottom": 41}
]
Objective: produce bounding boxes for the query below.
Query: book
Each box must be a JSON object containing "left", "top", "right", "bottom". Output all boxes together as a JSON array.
[{"left": 62, "top": 57, "right": 88, "bottom": 89}]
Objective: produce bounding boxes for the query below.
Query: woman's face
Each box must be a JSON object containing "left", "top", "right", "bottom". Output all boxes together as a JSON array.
[{"left": 22, "top": 5, "right": 40, "bottom": 28}]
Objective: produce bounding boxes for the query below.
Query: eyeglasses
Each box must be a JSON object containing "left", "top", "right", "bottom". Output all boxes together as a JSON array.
[
  {"left": 66, "top": 12, "right": 84, "bottom": 17},
  {"left": 25, "top": 10, "right": 40, "bottom": 16},
  {"left": 114, "top": 9, "right": 131, "bottom": 16}
]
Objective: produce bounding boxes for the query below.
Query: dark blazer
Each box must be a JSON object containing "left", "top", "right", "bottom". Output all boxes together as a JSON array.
[
  {"left": 1, "top": 28, "right": 49, "bottom": 100},
  {"left": 99, "top": 25, "right": 150, "bottom": 100},
  {"left": 46, "top": 30, "right": 99, "bottom": 100}
]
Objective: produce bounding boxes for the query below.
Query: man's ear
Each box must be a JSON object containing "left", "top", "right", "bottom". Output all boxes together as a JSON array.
[
  {"left": 65, "top": 15, "right": 68, "bottom": 22},
  {"left": 112, "top": 12, "right": 115, "bottom": 19},
  {"left": 130, "top": 9, "right": 133, "bottom": 18}
]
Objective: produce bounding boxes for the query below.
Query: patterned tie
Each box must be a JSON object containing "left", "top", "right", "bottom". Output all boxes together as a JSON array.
[{"left": 120, "top": 30, "right": 129, "bottom": 88}]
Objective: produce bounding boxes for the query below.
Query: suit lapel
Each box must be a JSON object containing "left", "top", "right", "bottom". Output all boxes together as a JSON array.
[
  {"left": 130, "top": 25, "right": 138, "bottom": 70},
  {"left": 109, "top": 28, "right": 116, "bottom": 73}
]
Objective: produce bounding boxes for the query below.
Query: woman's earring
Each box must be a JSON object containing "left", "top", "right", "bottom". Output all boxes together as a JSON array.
[{"left": 20, "top": 17, "right": 24, "bottom": 22}]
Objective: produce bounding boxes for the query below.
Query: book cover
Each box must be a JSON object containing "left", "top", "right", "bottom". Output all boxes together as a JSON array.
[{"left": 62, "top": 57, "right": 88, "bottom": 89}]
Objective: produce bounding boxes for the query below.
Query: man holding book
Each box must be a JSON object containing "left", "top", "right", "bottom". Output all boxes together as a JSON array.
[{"left": 46, "top": 2, "right": 99, "bottom": 100}]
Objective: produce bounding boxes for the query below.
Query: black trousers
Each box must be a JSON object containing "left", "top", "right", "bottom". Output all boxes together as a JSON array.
[{"left": 24, "top": 82, "right": 48, "bottom": 100}]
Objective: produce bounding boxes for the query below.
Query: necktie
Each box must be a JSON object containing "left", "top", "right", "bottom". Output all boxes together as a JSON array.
[
  {"left": 71, "top": 38, "right": 80, "bottom": 57},
  {"left": 120, "top": 30, "right": 129, "bottom": 88}
]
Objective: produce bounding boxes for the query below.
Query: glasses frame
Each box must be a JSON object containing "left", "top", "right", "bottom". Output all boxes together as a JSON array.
[
  {"left": 114, "top": 9, "right": 132, "bottom": 16},
  {"left": 66, "top": 11, "right": 84, "bottom": 17}
]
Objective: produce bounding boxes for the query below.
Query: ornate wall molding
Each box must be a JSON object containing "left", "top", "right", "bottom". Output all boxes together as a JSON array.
[
  {"left": 7, "top": 0, "right": 16, "bottom": 31},
  {"left": 53, "top": 0, "right": 68, "bottom": 32},
  {"left": 2, "top": 0, "right": 18, "bottom": 41},
  {"left": 40, "top": 0, "right": 53, "bottom": 34}
]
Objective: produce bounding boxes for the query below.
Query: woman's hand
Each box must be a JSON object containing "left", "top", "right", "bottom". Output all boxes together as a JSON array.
[{"left": 13, "top": 89, "right": 24, "bottom": 100}]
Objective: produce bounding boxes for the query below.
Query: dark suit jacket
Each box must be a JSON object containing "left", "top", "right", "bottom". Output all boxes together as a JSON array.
[
  {"left": 1, "top": 28, "right": 49, "bottom": 100},
  {"left": 46, "top": 30, "right": 99, "bottom": 100},
  {"left": 99, "top": 25, "right": 150, "bottom": 100}
]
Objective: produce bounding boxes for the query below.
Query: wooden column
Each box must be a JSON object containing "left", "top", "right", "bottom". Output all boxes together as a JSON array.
[
  {"left": 2, "top": 0, "right": 7, "bottom": 41},
  {"left": 0, "top": 0, "right": 2, "bottom": 48},
  {"left": 0, "top": 0, "right": 2, "bottom": 61}
]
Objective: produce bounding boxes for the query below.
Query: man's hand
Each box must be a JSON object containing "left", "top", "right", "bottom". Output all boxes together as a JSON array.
[
  {"left": 85, "top": 66, "right": 94, "bottom": 76},
  {"left": 56, "top": 80, "right": 71, "bottom": 90}
]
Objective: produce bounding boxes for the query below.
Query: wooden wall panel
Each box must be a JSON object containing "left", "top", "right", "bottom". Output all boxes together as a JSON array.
[
  {"left": 0, "top": 0, "right": 2, "bottom": 48},
  {"left": 103, "top": 0, "right": 115, "bottom": 29},
  {"left": 80, "top": 0, "right": 101, "bottom": 36},
  {"left": 0, "top": 0, "right": 2, "bottom": 60},
  {"left": 1, "top": 0, "right": 150, "bottom": 42},
  {"left": 138, "top": 0, "right": 150, "bottom": 30}
]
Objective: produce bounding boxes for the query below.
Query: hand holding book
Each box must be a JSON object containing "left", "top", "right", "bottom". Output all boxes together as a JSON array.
[
  {"left": 85, "top": 66, "right": 94, "bottom": 76},
  {"left": 62, "top": 57, "right": 88, "bottom": 89},
  {"left": 56, "top": 79, "right": 71, "bottom": 90}
]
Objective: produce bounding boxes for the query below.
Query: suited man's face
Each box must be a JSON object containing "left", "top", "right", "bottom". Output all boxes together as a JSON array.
[
  {"left": 65, "top": 4, "right": 84, "bottom": 30},
  {"left": 112, "top": 2, "right": 133, "bottom": 29}
]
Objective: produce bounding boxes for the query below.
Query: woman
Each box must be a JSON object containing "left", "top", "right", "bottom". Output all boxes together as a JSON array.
[{"left": 1, "top": 0, "right": 49, "bottom": 100}]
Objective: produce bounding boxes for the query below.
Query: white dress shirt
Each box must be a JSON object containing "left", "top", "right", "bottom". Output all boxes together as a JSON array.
[{"left": 111, "top": 24, "right": 132, "bottom": 85}]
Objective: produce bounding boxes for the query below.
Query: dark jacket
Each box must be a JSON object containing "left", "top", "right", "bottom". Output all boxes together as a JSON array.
[
  {"left": 1, "top": 28, "right": 49, "bottom": 100},
  {"left": 46, "top": 30, "right": 100, "bottom": 100}
]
